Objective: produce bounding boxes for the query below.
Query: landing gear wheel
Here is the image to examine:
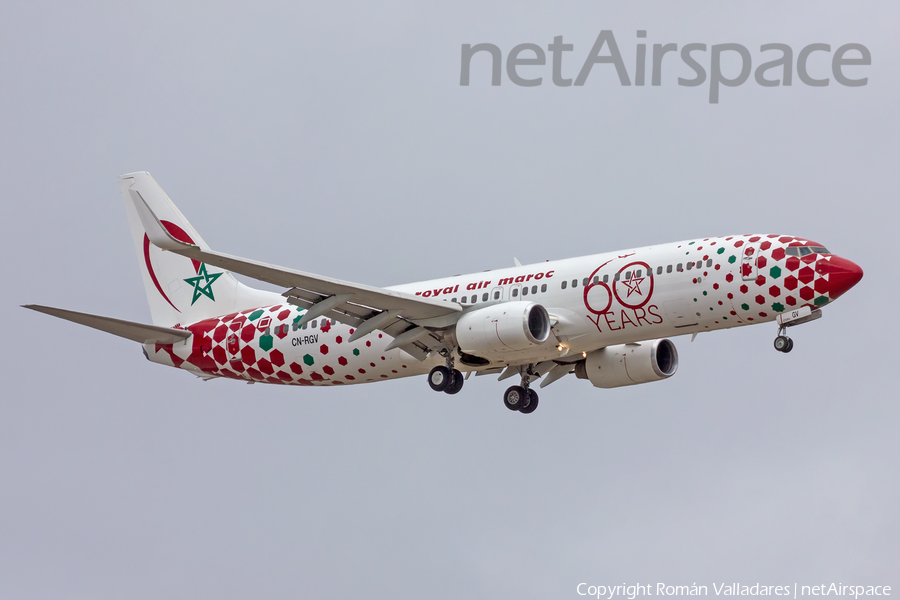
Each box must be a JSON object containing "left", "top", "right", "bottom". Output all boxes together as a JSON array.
[
  {"left": 444, "top": 369, "right": 464, "bottom": 395},
  {"left": 503, "top": 386, "right": 527, "bottom": 411},
  {"left": 519, "top": 389, "right": 539, "bottom": 414},
  {"left": 783, "top": 338, "right": 794, "bottom": 353},
  {"left": 774, "top": 336, "right": 791, "bottom": 352},
  {"left": 428, "top": 366, "right": 451, "bottom": 392}
]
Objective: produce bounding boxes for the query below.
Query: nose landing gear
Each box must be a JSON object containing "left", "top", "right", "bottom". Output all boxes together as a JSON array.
[{"left": 774, "top": 325, "right": 794, "bottom": 353}]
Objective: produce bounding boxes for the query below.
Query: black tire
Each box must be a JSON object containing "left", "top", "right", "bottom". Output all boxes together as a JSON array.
[
  {"left": 519, "top": 388, "right": 532, "bottom": 410},
  {"left": 428, "top": 366, "right": 450, "bottom": 392},
  {"left": 444, "top": 369, "right": 464, "bottom": 395},
  {"left": 503, "top": 386, "right": 527, "bottom": 411},
  {"left": 774, "top": 336, "right": 789, "bottom": 352},
  {"left": 519, "top": 389, "right": 539, "bottom": 414},
  {"left": 783, "top": 338, "right": 794, "bottom": 353}
]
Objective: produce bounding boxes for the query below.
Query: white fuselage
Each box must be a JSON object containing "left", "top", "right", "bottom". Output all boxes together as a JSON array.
[{"left": 146, "top": 233, "right": 850, "bottom": 386}]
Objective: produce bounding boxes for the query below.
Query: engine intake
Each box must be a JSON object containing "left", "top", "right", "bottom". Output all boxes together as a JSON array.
[
  {"left": 456, "top": 301, "right": 551, "bottom": 359},
  {"left": 575, "top": 338, "right": 678, "bottom": 388}
]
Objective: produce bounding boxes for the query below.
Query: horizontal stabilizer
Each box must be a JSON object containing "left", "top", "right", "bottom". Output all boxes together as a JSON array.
[{"left": 22, "top": 305, "right": 192, "bottom": 345}]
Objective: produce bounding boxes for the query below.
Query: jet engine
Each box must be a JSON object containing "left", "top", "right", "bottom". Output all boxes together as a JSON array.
[
  {"left": 455, "top": 301, "right": 551, "bottom": 360},
  {"left": 574, "top": 338, "right": 678, "bottom": 388}
]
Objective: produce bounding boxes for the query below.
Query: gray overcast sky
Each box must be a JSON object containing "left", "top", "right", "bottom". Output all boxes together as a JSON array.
[{"left": 2, "top": 1, "right": 898, "bottom": 598}]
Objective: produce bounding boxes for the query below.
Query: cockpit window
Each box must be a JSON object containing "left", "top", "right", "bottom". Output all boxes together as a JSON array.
[{"left": 786, "top": 245, "right": 831, "bottom": 257}]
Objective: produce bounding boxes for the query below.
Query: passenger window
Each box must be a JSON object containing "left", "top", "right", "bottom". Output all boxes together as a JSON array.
[
  {"left": 482, "top": 292, "right": 489, "bottom": 302},
  {"left": 677, "top": 263, "right": 683, "bottom": 272},
  {"left": 561, "top": 280, "right": 567, "bottom": 290},
  {"left": 541, "top": 283, "right": 547, "bottom": 293},
  {"left": 470, "top": 295, "right": 478, "bottom": 303},
  {"left": 531, "top": 285, "right": 537, "bottom": 294},
  {"left": 582, "top": 278, "right": 589, "bottom": 286},
  {"left": 636, "top": 269, "right": 642, "bottom": 278},
  {"left": 493, "top": 291, "right": 500, "bottom": 300},
  {"left": 512, "top": 288, "right": 519, "bottom": 297},
  {"left": 686, "top": 262, "right": 693, "bottom": 270},
  {"left": 666, "top": 265, "right": 672, "bottom": 273},
  {"left": 451, "top": 297, "right": 457, "bottom": 303},
  {"left": 311, "top": 320, "right": 318, "bottom": 328},
  {"left": 697, "top": 261, "right": 703, "bottom": 269},
  {"left": 571, "top": 279, "right": 578, "bottom": 288},
  {"left": 603, "top": 274, "right": 609, "bottom": 283},
  {"left": 706, "top": 259, "right": 713, "bottom": 267},
  {"left": 657, "top": 266, "right": 663, "bottom": 275},
  {"left": 614, "top": 272, "right": 620, "bottom": 281},
  {"left": 302, "top": 322, "right": 308, "bottom": 330},
  {"left": 593, "top": 276, "right": 599, "bottom": 284},
  {"left": 522, "top": 287, "right": 529, "bottom": 296}
]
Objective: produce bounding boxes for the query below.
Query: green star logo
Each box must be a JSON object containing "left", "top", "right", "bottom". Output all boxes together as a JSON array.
[{"left": 183, "top": 263, "right": 223, "bottom": 305}]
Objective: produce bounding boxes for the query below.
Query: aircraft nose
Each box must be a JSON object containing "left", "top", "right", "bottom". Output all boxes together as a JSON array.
[{"left": 822, "top": 255, "right": 863, "bottom": 299}]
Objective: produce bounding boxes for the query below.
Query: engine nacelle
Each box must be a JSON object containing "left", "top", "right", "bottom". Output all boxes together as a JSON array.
[
  {"left": 456, "top": 301, "right": 551, "bottom": 359},
  {"left": 574, "top": 338, "right": 678, "bottom": 388}
]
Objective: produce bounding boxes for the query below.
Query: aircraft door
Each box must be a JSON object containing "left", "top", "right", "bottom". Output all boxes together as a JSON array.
[
  {"left": 491, "top": 286, "right": 504, "bottom": 302},
  {"left": 509, "top": 284, "right": 522, "bottom": 300},
  {"left": 741, "top": 242, "right": 760, "bottom": 281}
]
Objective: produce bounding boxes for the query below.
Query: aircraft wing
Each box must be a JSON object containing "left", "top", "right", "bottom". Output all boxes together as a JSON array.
[{"left": 130, "top": 189, "right": 460, "bottom": 359}]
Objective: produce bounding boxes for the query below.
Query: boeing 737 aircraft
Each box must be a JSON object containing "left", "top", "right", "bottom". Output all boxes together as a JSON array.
[{"left": 25, "top": 172, "right": 863, "bottom": 414}]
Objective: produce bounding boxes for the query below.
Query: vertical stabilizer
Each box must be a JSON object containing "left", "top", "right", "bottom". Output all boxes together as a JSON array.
[{"left": 120, "top": 172, "right": 278, "bottom": 327}]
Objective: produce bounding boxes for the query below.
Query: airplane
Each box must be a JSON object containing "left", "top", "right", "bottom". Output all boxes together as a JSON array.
[{"left": 24, "top": 172, "right": 863, "bottom": 414}]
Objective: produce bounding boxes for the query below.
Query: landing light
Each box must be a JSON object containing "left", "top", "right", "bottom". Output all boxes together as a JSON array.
[{"left": 582, "top": 351, "right": 587, "bottom": 358}]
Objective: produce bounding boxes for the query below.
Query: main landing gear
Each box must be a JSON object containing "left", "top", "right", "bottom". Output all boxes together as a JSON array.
[
  {"left": 774, "top": 325, "right": 794, "bottom": 353},
  {"left": 503, "top": 365, "right": 539, "bottom": 414},
  {"left": 428, "top": 358, "right": 464, "bottom": 395},
  {"left": 427, "top": 356, "right": 541, "bottom": 415}
]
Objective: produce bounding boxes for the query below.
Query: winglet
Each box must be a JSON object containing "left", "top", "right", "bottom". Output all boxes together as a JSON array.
[{"left": 513, "top": 257, "right": 522, "bottom": 267}]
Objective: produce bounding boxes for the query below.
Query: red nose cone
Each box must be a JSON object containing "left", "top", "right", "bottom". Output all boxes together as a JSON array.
[{"left": 825, "top": 256, "right": 863, "bottom": 299}]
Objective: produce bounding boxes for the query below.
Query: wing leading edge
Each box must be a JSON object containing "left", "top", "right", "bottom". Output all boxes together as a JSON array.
[{"left": 128, "top": 183, "right": 460, "bottom": 359}]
